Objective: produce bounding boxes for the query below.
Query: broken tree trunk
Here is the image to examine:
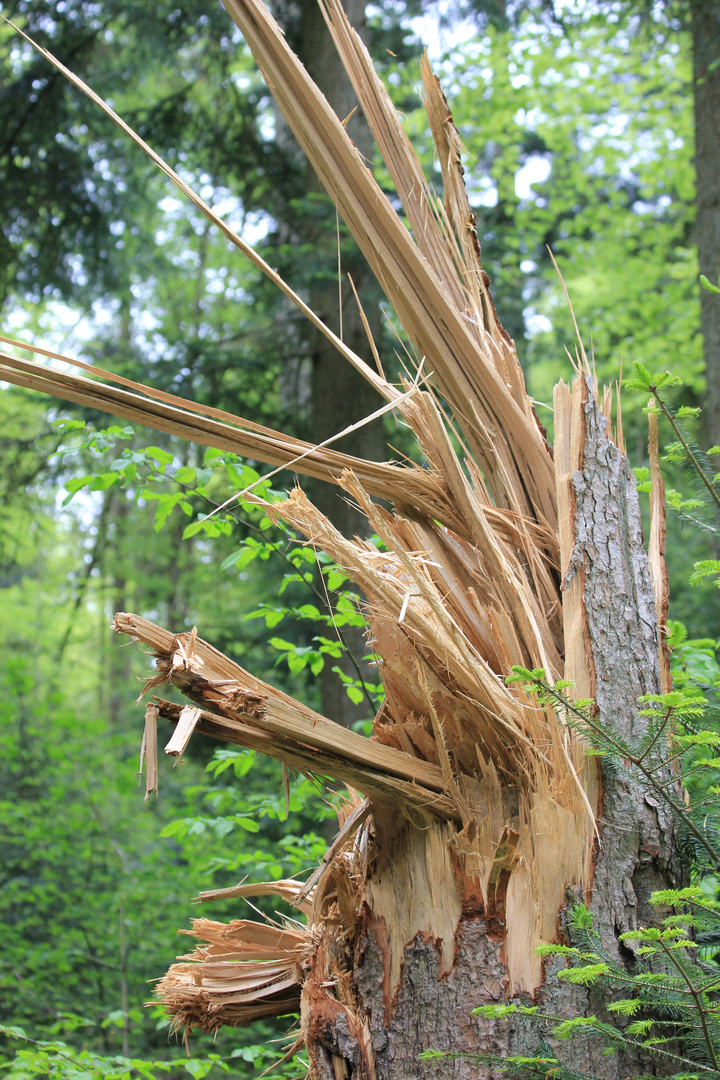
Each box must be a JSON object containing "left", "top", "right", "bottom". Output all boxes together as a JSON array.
[
  {"left": 3, "top": 0, "right": 684, "bottom": 1075},
  {"left": 114, "top": 374, "right": 679, "bottom": 1079}
]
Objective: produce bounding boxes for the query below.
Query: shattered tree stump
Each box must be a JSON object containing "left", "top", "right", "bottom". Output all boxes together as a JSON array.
[
  {"left": 116, "top": 379, "right": 679, "bottom": 1080},
  {"left": 5, "top": 0, "right": 685, "bottom": 1074}
]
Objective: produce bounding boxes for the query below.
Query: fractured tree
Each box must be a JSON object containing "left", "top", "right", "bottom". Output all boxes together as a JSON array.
[{"left": 0, "top": 0, "right": 683, "bottom": 1076}]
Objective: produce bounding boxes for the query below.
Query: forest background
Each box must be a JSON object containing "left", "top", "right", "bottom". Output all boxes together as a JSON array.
[{"left": 1, "top": 0, "right": 718, "bottom": 1075}]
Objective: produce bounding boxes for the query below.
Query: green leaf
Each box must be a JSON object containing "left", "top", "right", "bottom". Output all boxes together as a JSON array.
[
  {"left": 220, "top": 549, "right": 244, "bottom": 571},
  {"left": 623, "top": 361, "right": 654, "bottom": 392},
  {"left": 690, "top": 560, "right": 720, "bottom": 586},
  {"left": 556, "top": 962, "right": 610, "bottom": 985},
  {"left": 174, "top": 466, "right": 196, "bottom": 484},
  {"left": 327, "top": 569, "right": 347, "bottom": 590},
  {"left": 472, "top": 1004, "right": 533, "bottom": 1019},
  {"left": 649, "top": 886, "right": 704, "bottom": 904},
  {"left": 183, "top": 519, "right": 205, "bottom": 539},
  {"left": 626, "top": 1019, "right": 654, "bottom": 1036},
  {"left": 145, "top": 446, "right": 174, "bottom": 468},
  {"left": 62, "top": 476, "right": 90, "bottom": 504},
  {"left": 287, "top": 652, "right": 307, "bottom": 674},
  {"left": 623, "top": 361, "right": 681, "bottom": 393},
  {"left": 88, "top": 473, "right": 120, "bottom": 491},
  {"left": 184, "top": 1059, "right": 212, "bottom": 1079},
  {"left": 154, "top": 492, "right": 183, "bottom": 532},
  {"left": 233, "top": 817, "right": 260, "bottom": 833},
  {"left": 535, "top": 943, "right": 581, "bottom": 957},
  {"left": 606, "top": 998, "right": 642, "bottom": 1016},
  {"left": 53, "top": 419, "right": 87, "bottom": 433},
  {"left": 203, "top": 448, "right": 224, "bottom": 465},
  {"left": 551, "top": 1015, "right": 599, "bottom": 1040},
  {"left": 159, "top": 820, "right": 187, "bottom": 839}
]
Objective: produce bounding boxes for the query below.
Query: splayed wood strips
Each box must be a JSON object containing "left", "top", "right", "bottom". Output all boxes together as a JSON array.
[
  {"left": 157, "top": 918, "right": 311, "bottom": 1034},
  {"left": 221, "top": 0, "right": 558, "bottom": 527}
]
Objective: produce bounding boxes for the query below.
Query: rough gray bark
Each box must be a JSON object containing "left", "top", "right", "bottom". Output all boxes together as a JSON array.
[
  {"left": 304, "top": 380, "right": 683, "bottom": 1080},
  {"left": 569, "top": 379, "right": 680, "bottom": 945},
  {"left": 691, "top": 0, "right": 720, "bottom": 446}
]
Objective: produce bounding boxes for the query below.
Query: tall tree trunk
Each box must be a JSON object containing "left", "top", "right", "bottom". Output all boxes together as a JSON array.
[
  {"left": 272, "top": 0, "right": 385, "bottom": 725},
  {"left": 691, "top": 0, "right": 720, "bottom": 445}
]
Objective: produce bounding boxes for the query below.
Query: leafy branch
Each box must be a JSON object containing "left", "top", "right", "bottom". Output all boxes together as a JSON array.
[{"left": 53, "top": 422, "right": 380, "bottom": 714}]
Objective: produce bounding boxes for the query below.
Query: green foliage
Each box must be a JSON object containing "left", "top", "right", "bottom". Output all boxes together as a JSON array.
[
  {"left": 467, "top": 898, "right": 720, "bottom": 1076},
  {"left": 508, "top": 665, "right": 720, "bottom": 873},
  {"left": 0, "top": 401, "right": 332, "bottom": 1076},
  {"left": 53, "top": 421, "right": 383, "bottom": 713},
  {"left": 0, "top": 1023, "right": 301, "bottom": 1080}
]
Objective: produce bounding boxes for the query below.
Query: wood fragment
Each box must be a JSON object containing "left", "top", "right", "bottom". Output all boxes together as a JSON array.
[
  {"left": 295, "top": 798, "right": 371, "bottom": 907},
  {"left": 553, "top": 378, "right": 594, "bottom": 704},
  {"left": 486, "top": 825, "right": 520, "bottom": 933},
  {"left": 196, "top": 879, "right": 314, "bottom": 917},
  {"left": 142, "top": 703, "right": 159, "bottom": 800},
  {"left": 156, "top": 917, "right": 311, "bottom": 1033},
  {"left": 221, "top": 0, "right": 558, "bottom": 528},
  {"left": 0, "top": 343, "right": 463, "bottom": 534},
  {"left": 164, "top": 705, "right": 201, "bottom": 759},
  {"left": 648, "top": 412, "right": 671, "bottom": 693},
  {"left": 117, "top": 613, "right": 446, "bottom": 791},
  {"left": 151, "top": 695, "right": 458, "bottom": 821}
]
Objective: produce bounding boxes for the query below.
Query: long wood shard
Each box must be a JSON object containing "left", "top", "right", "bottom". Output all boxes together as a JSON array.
[
  {"left": 220, "top": 0, "right": 558, "bottom": 528},
  {"left": 114, "top": 612, "right": 457, "bottom": 820},
  {"left": 0, "top": 343, "right": 463, "bottom": 528}
]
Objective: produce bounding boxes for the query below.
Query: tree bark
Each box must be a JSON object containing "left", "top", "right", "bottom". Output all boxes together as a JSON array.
[
  {"left": 691, "top": 0, "right": 720, "bottom": 445},
  {"left": 298, "top": 378, "right": 681, "bottom": 1079}
]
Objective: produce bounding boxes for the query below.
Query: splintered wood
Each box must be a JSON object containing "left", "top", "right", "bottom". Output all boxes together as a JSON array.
[
  {"left": 101, "top": 0, "right": 607, "bottom": 1030},
  {"left": 9, "top": 0, "right": 664, "bottom": 1055},
  {"left": 156, "top": 917, "right": 312, "bottom": 1034}
]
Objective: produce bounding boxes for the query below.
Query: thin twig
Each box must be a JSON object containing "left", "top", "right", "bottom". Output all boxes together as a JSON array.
[{"left": 652, "top": 390, "right": 720, "bottom": 515}]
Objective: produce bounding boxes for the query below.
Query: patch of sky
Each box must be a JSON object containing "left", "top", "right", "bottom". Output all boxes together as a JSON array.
[
  {"left": 466, "top": 175, "right": 498, "bottom": 208},
  {"left": 158, "top": 196, "right": 183, "bottom": 215},
  {"left": 515, "top": 107, "right": 546, "bottom": 128},
  {"left": 258, "top": 106, "right": 276, "bottom": 142},
  {"left": 408, "top": 3, "right": 479, "bottom": 66},
  {"left": 526, "top": 311, "right": 553, "bottom": 335},
  {"left": 510, "top": 72, "right": 533, "bottom": 89},
  {"left": 515, "top": 156, "right": 551, "bottom": 200}
]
